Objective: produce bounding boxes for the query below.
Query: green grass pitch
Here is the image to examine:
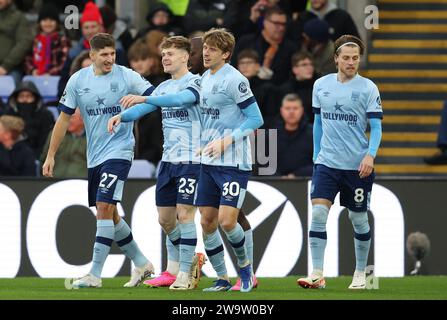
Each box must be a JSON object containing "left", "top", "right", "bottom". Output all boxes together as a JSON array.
[{"left": 0, "top": 276, "right": 446, "bottom": 300}]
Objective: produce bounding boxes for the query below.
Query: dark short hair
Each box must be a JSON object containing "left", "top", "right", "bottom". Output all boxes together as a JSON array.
[
  {"left": 90, "top": 33, "right": 115, "bottom": 51},
  {"left": 334, "top": 35, "right": 365, "bottom": 56},
  {"left": 264, "top": 6, "right": 286, "bottom": 20},
  {"left": 291, "top": 51, "right": 314, "bottom": 67},
  {"left": 237, "top": 49, "right": 260, "bottom": 64}
]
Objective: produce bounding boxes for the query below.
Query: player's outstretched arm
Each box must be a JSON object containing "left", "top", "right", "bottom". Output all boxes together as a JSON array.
[
  {"left": 108, "top": 103, "right": 158, "bottom": 135},
  {"left": 42, "top": 112, "right": 71, "bottom": 177},
  {"left": 143, "top": 89, "right": 198, "bottom": 108},
  {"left": 119, "top": 95, "right": 147, "bottom": 108},
  {"left": 358, "top": 118, "right": 382, "bottom": 178}
]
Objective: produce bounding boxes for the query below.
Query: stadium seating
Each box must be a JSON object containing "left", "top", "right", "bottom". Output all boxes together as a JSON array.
[
  {"left": 0, "top": 76, "right": 15, "bottom": 103},
  {"left": 128, "top": 159, "right": 156, "bottom": 178},
  {"left": 22, "top": 75, "right": 60, "bottom": 103},
  {"left": 364, "top": 0, "right": 447, "bottom": 176}
]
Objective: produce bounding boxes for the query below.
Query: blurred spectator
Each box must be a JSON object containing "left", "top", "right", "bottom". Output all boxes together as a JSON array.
[
  {"left": 128, "top": 40, "right": 164, "bottom": 168},
  {"left": 424, "top": 101, "right": 447, "bottom": 165},
  {"left": 296, "top": 0, "right": 360, "bottom": 42},
  {"left": 224, "top": 0, "right": 301, "bottom": 39},
  {"left": 144, "top": 29, "right": 168, "bottom": 57},
  {"left": 301, "top": 18, "right": 336, "bottom": 76},
  {"left": 232, "top": 6, "right": 299, "bottom": 85},
  {"left": 57, "top": 1, "right": 127, "bottom": 98},
  {"left": 236, "top": 49, "right": 278, "bottom": 127},
  {"left": 279, "top": 51, "right": 319, "bottom": 122},
  {"left": 69, "top": 50, "right": 92, "bottom": 76},
  {"left": 100, "top": 4, "right": 134, "bottom": 52},
  {"left": 5, "top": 81, "right": 54, "bottom": 158},
  {"left": 40, "top": 108, "right": 87, "bottom": 177},
  {"left": 183, "top": 0, "right": 227, "bottom": 35},
  {"left": 24, "top": 3, "right": 70, "bottom": 76},
  {"left": 136, "top": 2, "right": 181, "bottom": 39},
  {"left": 270, "top": 93, "right": 313, "bottom": 177},
  {"left": 128, "top": 39, "right": 167, "bottom": 86},
  {"left": 0, "top": 0, "right": 33, "bottom": 84},
  {"left": 0, "top": 115, "right": 36, "bottom": 176}
]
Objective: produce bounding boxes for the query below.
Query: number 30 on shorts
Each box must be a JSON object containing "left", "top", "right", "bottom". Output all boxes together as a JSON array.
[{"left": 222, "top": 182, "right": 240, "bottom": 197}]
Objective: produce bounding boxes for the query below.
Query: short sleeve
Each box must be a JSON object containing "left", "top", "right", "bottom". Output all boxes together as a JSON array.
[
  {"left": 229, "top": 74, "right": 255, "bottom": 109},
  {"left": 124, "top": 67, "right": 155, "bottom": 96},
  {"left": 186, "top": 75, "right": 201, "bottom": 104},
  {"left": 58, "top": 72, "right": 78, "bottom": 115},
  {"left": 366, "top": 83, "right": 383, "bottom": 119}
]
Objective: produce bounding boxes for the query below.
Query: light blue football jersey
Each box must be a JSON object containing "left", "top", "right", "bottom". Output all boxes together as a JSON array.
[
  {"left": 59, "top": 64, "right": 154, "bottom": 168},
  {"left": 313, "top": 73, "right": 383, "bottom": 170},
  {"left": 200, "top": 63, "right": 256, "bottom": 171},
  {"left": 152, "top": 72, "right": 201, "bottom": 163}
]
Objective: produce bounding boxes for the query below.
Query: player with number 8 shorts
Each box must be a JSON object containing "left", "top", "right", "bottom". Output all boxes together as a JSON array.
[{"left": 297, "top": 35, "right": 383, "bottom": 290}]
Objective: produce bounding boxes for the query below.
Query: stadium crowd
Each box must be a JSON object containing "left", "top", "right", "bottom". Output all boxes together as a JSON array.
[{"left": 0, "top": 0, "right": 364, "bottom": 178}]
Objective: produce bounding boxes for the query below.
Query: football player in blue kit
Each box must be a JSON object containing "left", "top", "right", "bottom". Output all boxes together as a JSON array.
[
  {"left": 297, "top": 35, "right": 383, "bottom": 290},
  {"left": 43, "top": 33, "right": 154, "bottom": 288}
]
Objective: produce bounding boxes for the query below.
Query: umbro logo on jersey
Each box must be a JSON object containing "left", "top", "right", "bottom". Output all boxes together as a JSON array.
[{"left": 76, "top": 88, "right": 91, "bottom": 96}]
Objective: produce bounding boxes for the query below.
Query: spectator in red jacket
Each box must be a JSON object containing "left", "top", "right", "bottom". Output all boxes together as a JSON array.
[{"left": 24, "top": 3, "right": 70, "bottom": 76}]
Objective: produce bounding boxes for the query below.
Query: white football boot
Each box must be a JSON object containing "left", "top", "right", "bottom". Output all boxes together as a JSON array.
[
  {"left": 348, "top": 270, "right": 366, "bottom": 289},
  {"left": 169, "top": 271, "right": 190, "bottom": 290},
  {"left": 124, "top": 261, "right": 155, "bottom": 287},
  {"left": 72, "top": 274, "right": 102, "bottom": 288}
]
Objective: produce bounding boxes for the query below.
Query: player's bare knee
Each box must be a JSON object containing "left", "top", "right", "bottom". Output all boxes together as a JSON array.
[
  {"left": 177, "top": 213, "right": 194, "bottom": 224},
  {"left": 96, "top": 202, "right": 115, "bottom": 220},
  {"left": 177, "top": 205, "right": 195, "bottom": 224},
  {"left": 158, "top": 216, "right": 176, "bottom": 233},
  {"left": 200, "top": 216, "right": 217, "bottom": 234},
  {"left": 218, "top": 217, "right": 236, "bottom": 233}
]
